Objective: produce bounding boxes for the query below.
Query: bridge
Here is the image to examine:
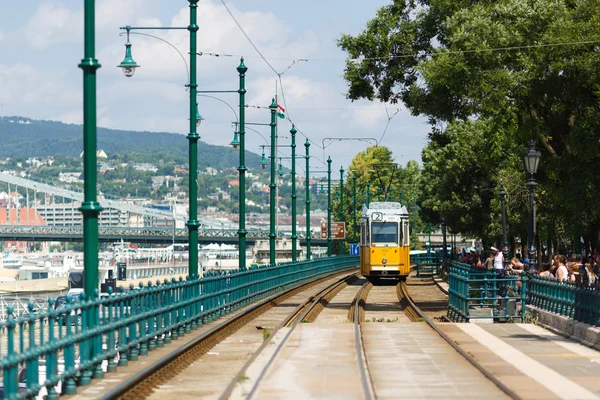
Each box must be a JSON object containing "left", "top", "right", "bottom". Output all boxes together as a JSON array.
[
  {"left": 0, "top": 172, "right": 179, "bottom": 222},
  {"left": 0, "top": 224, "right": 328, "bottom": 245}
]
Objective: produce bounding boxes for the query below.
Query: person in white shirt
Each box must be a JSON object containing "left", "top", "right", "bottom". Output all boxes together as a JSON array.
[{"left": 492, "top": 246, "right": 504, "bottom": 272}]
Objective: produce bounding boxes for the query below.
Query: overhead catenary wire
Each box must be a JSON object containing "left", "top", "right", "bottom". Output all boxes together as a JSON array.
[
  {"left": 199, "top": 39, "right": 600, "bottom": 64},
  {"left": 220, "top": 0, "right": 323, "bottom": 149}
]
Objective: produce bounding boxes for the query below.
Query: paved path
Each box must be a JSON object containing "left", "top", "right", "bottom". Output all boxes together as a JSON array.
[{"left": 439, "top": 323, "right": 600, "bottom": 399}]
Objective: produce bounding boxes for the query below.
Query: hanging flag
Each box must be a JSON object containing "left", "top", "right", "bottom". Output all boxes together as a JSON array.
[{"left": 277, "top": 104, "right": 285, "bottom": 119}]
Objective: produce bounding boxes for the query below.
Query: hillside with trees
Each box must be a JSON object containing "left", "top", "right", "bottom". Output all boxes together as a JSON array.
[{"left": 0, "top": 116, "right": 253, "bottom": 170}]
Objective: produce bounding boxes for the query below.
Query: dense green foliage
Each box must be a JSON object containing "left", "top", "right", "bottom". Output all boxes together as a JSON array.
[
  {"left": 332, "top": 145, "right": 423, "bottom": 248},
  {"left": 339, "top": 0, "right": 600, "bottom": 253}
]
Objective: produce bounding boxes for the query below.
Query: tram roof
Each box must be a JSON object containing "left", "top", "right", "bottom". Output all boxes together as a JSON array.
[{"left": 362, "top": 202, "right": 409, "bottom": 217}]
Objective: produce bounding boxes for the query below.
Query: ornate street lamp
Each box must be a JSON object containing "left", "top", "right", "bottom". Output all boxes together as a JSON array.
[
  {"left": 117, "top": 28, "right": 140, "bottom": 77},
  {"left": 229, "top": 131, "right": 240, "bottom": 150},
  {"left": 523, "top": 140, "right": 541, "bottom": 270}
]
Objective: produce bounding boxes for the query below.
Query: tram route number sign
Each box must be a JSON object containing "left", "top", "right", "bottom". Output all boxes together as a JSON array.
[{"left": 321, "top": 222, "right": 346, "bottom": 239}]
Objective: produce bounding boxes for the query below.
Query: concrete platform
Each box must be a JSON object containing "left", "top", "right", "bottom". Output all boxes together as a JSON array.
[
  {"left": 362, "top": 323, "right": 507, "bottom": 399},
  {"left": 439, "top": 323, "right": 600, "bottom": 399},
  {"left": 253, "top": 323, "right": 508, "bottom": 399},
  {"left": 252, "top": 324, "right": 364, "bottom": 399}
]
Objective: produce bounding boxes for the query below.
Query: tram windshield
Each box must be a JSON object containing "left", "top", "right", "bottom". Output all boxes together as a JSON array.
[{"left": 371, "top": 222, "right": 399, "bottom": 244}]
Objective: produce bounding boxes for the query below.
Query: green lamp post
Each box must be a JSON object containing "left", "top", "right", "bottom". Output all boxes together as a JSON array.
[
  {"left": 236, "top": 59, "right": 248, "bottom": 270},
  {"left": 339, "top": 166, "right": 344, "bottom": 255},
  {"left": 118, "top": 0, "right": 201, "bottom": 278},
  {"left": 80, "top": 0, "right": 103, "bottom": 387},
  {"left": 366, "top": 181, "right": 371, "bottom": 207},
  {"left": 81, "top": 0, "right": 102, "bottom": 301},
  {"left": 269, "top": 98, "right": 277, "bottom": 265},
  {"left": 353, "top": 174, "right": 357, "bottom": 243},
  {"left": 305, "top": 139, "right": 311, "bottom": 260},
  {"left": 327, "top": 156, "right": 332, "bottom": 257},
  {"left": 290, "top": 125, "right": 298, "bottom": 262},
  {"left": 399, "top": 190, "right": 403, "bottom": 205}
]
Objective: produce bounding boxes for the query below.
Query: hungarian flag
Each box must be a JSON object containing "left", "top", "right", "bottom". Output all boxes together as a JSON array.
[{"left": 277, "top": 104, "right": 285, "bottom": 119}]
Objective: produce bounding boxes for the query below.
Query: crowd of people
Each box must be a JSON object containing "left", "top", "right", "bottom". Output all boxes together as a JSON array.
[{"left": 457, "top": 247, "right": 599, "bottom": 286}]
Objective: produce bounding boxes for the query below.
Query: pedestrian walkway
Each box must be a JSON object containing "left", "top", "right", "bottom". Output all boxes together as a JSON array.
[{"left": 439, "top": 323, "right": 600, "bottom": 399}]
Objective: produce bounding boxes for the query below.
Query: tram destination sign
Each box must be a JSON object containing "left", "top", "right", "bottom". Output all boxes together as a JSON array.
[{"left": 320, "top": 222, "right": 346, "bottom": 239}]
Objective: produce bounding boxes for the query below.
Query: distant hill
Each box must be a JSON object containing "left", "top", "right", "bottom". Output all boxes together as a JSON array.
[{"left": 0, "top": 116, "right": 260, "bottom": 170}]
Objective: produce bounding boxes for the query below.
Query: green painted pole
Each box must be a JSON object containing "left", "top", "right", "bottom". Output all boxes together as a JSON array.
[
  {"left": 413, "top": 201, "right": 417, "bottom": 250},
  {"left": 237, "top": 58, "right": 247, "bottom": 270},
  {"left": 80, "top": 0, "right": 103, "bottom": 386},
  {"left": 339, "top": 166, "right": 344, "bottom": 255},
  {"left": 269, "top": 98, "right": 277, "bottom": 265},
  {"left": 186, "top": 0, "right": 200, "bottom": 278},
  {"left": 400, "top": 190, "right": 403, "bottom": 205},
  {"left": 428, "top": 222, "right": 431, "bottom": 256},
  {"left": 305, "top": 140, "right": 311, "bottom": 260},
  {"left": 80, "top": 0, "right": 102, "bottom": 300},
  {"left": 366, "top": 181, "right": 371, "bottom": 207},
  {"left": 290, "top": 125, "right": 297, "bottom": 262},
  {"left": 327, "top": 156, "right": 332, "bottom": 257},
  {"left": 353, "top": 174, "right": 357, "bottom": 243}
]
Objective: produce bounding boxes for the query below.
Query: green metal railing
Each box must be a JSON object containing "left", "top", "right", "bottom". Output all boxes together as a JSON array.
[
  {"left": 0, "top": 256, "right": 358, "bottom": 399},
  {"left": 411, "top": 255, "right": 440, "bottom": 277},
  {"left": 447, "top": 261, "right": 528, "bottom": 322},
  {"left": 529, "top": 275, "right": 600, "bottom": 326}
]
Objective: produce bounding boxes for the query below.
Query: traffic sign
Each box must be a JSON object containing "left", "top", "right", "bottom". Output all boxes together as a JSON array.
[
  {"left": 350, "top": 244, "right": 360, "bottom": 256},
  {"left": 320, "top": 222, "right": 346, "bottom": 239}
]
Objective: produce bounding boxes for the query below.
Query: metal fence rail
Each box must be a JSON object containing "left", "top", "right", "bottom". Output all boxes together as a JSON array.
[
  {"left": 0, "top": 256, "right": 358, "bottom": 399},
  {"left": 411, "top": 255, "right": 441, "bottom": 277},
  {"left": 447, "top": 261, "right": 528, "bottom": 322},
  {"left": 529, "top": 275, "right": 600, "bottom": 326}
]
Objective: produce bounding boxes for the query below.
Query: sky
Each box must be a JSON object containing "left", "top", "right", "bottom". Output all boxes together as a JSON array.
[{"left": 0, "top": 0, "right": 430, "bottom": 173}]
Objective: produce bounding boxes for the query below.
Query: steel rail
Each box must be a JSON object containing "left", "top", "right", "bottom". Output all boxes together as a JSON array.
[
  {"left": 244, "top": 274, "right": 363, "bottom": 399},
  {"left": 99, "top": 267, "right": 358, "bottom": 400},
  {"left": 353, "top": 282, "right": 377, "bottom": 400},
  {"left": 219, "top": 271, "right": 360, "bottom": 400},
  {"left": 399, "top": 282, "right": 522, "bottom": 400}
]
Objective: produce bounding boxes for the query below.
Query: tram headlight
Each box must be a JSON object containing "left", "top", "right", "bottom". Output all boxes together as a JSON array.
[{"left": 382, "top": 258, "right": 387, "bottom": 265}]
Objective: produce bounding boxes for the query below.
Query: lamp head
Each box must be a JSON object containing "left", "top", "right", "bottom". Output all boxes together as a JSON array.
[
  {"left": 523, "top": 140, "right": 541, "bottom": 175},
  {"left": 196, "top": 105, "right": 203, "bottom": 127},
  {"left": 260, "top": 152, "right": 268, "bottom": 169},
  {"left": 278, "top": 159, "right": 284, "bottom": 177},
  {"left": 230, "top": 132, "right": 240, "bottom": 150},
  {"left": 117, "top": 42, "right": 140, "bottom": 78}
]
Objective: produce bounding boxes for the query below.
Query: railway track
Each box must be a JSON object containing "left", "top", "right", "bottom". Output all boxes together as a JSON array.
[
  {"left": 98, "top": 268, "right": 359, "bottom": 400},
  {"left": 221, "top": 274, "right": 369, "bottom": 399},
  {"left": 398, "top": 280, "right": 521, "bottom": 400}
]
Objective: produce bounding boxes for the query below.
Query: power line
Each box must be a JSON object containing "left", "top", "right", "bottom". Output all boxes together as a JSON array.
[
  {"left": 220, "top": 0, "right": 279, "bottom": 76},
  {"left": 221, "top": 0, "right": 321, "bottom": 150},
  {"left": 199, "top": 39, "right": 600, "bottom": 64}
]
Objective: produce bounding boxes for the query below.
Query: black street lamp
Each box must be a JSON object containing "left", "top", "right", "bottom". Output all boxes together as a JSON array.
[
  {"left": 499, "top": 183, "right": 509, "bottom": 267},
  {"left": 523, "top": 140, "right": 541, "bottom": 270}
]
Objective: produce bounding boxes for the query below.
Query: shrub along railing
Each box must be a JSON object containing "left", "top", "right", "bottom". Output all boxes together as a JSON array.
[
  {"left": 447, "top": 261, "right": 528, "bottom": 322},
  {"left": 528, "top": 275, "right": 600, "bottom": 326},
  {"left": 0, "top": 256, "right": 358, "bottom": 399}
]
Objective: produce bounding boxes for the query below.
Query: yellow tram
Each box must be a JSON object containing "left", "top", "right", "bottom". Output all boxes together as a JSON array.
[{"left": 359, "top": 202, "right": 410, "bottom": 283}]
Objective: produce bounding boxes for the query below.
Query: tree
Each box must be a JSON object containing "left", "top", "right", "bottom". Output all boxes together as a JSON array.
[
  {"left": 339, "top": 0, "right": 600, "bottom": 251},
  {"left": 332, "top": 145, "right": 422, "bottom": 246}
]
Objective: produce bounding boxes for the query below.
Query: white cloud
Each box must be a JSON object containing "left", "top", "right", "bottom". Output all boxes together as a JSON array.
[
  {"left": 4, "top": 1, "right": 430, "bottom": 168},
  {"left": 24, "top": 2, "right": 82, "bottom": 49}
]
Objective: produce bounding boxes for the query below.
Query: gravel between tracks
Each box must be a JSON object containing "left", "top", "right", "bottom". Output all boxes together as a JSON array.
[{"left": 405, "top": 273, "right": 449, "bottom": 321}]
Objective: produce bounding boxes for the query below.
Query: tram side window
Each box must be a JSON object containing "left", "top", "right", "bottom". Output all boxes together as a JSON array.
[
  {"left": 403, "top": 221, "right": 410, "bottom": 246},
  {"left": 360, "top": 219, "right": 369, "bottom": 246},
  {"left": 371, "top": 222, "right": 398, "bottom": 244}
]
